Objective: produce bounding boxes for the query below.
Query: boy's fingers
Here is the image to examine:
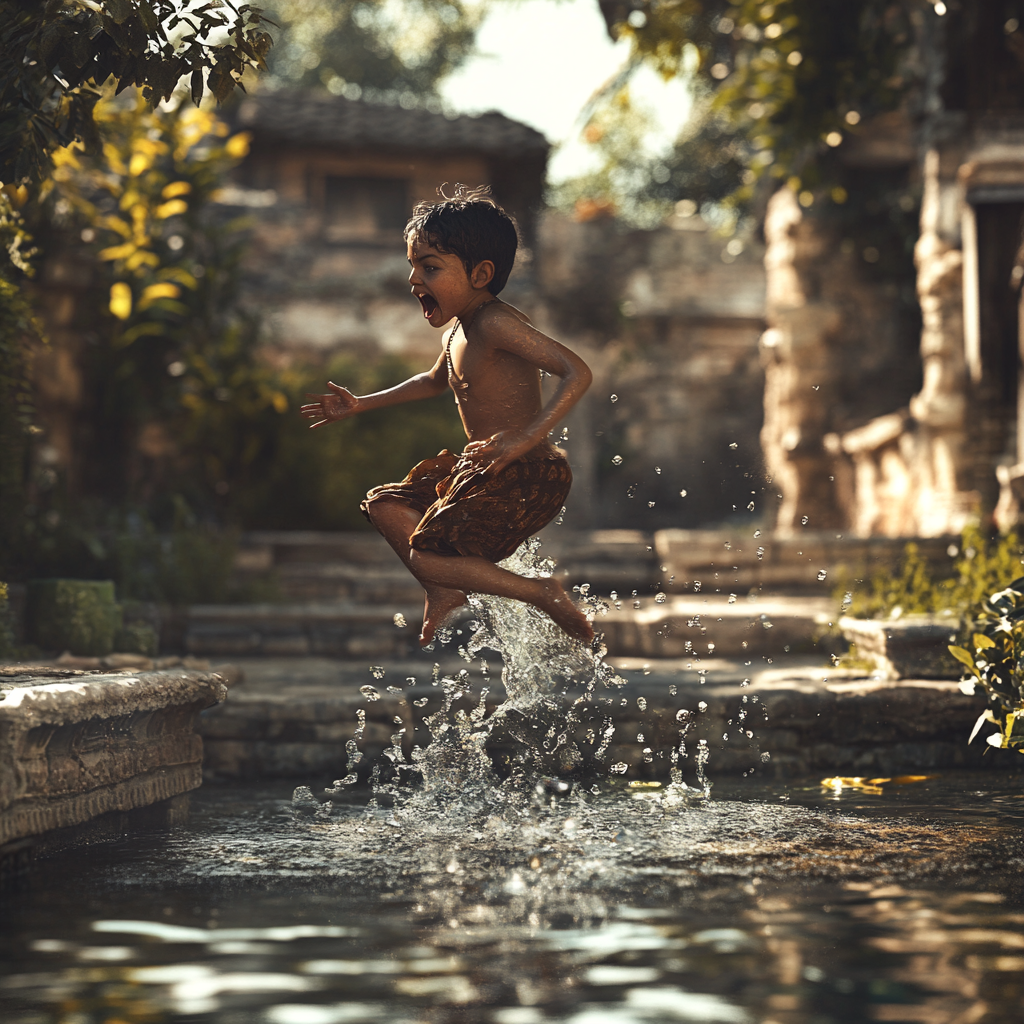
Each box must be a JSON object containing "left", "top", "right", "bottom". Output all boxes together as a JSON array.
[{"left": 327, "top": 381, "right": 347, "bottom": 393}]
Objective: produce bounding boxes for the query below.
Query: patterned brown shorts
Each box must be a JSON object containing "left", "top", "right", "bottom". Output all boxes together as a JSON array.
[{"left": 361, "top": 445, "right": 572, "bottom": 563}]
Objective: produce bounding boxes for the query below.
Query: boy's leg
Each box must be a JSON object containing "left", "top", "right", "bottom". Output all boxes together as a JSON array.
[
  {"left": 364, "top": 499, "right": 468, "bottom": 641},
  {"left": 408, "top": 547, "right": 594, "bottom": 645}
]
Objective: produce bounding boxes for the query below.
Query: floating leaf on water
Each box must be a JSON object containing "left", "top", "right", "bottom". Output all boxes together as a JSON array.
[
  {"left": 393, "top": 613, "right": 407, "bottom": 628},
  {"left": 655, "top": 592, "right": 667, "bottom": 604},
  {"left": 359, "top": 685, "right": 380, "bottom": 701},
  {"left": 369, "top": 666, "right": 385, "bottom": 679},
  {"left": 612, "top": 455, "right": 623, "bottom": 465},
  {"left": 610, "top": 762, "right": 628, "bottom": 774}
]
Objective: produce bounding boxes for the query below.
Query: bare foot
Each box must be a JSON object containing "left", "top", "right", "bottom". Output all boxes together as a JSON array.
[
  {"left": 420, "top": 586, "right": 467, "bottom": 645},
  {"left": 534, "top": 578, "right": 595, "bottom": 644}
]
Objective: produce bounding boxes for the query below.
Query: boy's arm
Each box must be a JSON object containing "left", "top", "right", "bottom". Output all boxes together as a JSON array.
[
  {"left": 463, "top": 313, "right": 592, "bottom": 471},
  {"left": 300, "top": 350, "right": 448, "bottom": 429}
]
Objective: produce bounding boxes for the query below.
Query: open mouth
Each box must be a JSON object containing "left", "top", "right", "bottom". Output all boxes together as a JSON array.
[{"left": 417, "top": 293, "right": 438, "bottom": 319}]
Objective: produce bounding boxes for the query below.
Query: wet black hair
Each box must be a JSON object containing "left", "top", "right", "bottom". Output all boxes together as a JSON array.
[{"left": 404, "top": 184, "right": 519, "bottom": 295}]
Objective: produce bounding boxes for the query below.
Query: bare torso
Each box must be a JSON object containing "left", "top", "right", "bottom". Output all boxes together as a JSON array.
[{"left": 445, "top": 301, "right": 546, "bottom": 443}]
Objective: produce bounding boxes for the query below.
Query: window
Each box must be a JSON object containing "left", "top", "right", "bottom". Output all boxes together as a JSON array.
[{"left": 323, "top": 176, "right": 408, "bottom": 242}]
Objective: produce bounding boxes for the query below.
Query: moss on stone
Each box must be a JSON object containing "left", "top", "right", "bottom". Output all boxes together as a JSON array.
[{"left": 27, "top": 579, "right": 122, "bottom": 656}]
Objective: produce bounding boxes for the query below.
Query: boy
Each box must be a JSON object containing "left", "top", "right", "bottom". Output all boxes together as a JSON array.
[{"left": 300, "top": 188, "right": 594, "bottom": 647}]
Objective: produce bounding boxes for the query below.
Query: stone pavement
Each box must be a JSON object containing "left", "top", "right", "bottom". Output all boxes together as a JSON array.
[{"left": 198, "top": 653, "right": 1015, "bottom": 786}]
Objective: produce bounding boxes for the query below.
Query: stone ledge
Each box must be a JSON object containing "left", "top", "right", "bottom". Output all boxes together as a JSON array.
[
  {"left": 197, "top": 656, "right": 1016, "bottom": 783},
  {"left": 0, "top": 665, "right": 239, "bottom": 846}
]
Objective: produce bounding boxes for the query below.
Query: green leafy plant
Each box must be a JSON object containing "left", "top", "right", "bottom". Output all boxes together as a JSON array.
[
  {"left": 837, "top": 526, "right": 1024, "bottom": 621},
  {"left": 1, "top": 0, "right": 272, "bottom": 187},
  {"left": 948, "top": 578, "right": 1024, "bottom": 754}
]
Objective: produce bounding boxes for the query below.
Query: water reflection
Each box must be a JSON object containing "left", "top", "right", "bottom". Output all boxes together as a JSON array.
[{"left": 2, "top": 775, "right": 1024, "bottom": 1023}]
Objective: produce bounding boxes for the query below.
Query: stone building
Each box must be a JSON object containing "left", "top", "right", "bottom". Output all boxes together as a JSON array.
[
  {"left": 226, "top": 91, "right": 771, "bottom": 529},
  {"left": 757, "top": 8, "right": 1024, "bottom": 538}
]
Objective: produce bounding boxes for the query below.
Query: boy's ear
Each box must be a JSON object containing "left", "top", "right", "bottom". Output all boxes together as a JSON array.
[{"left": 470, "top": 260, "right": 495, "bottom": 290}]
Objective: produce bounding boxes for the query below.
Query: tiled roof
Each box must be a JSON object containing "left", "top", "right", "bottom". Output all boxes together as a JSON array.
[{"left": 235, "top": 91, "right": 549, "bottom": 157}]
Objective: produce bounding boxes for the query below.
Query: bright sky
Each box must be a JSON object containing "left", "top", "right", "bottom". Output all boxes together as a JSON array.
[{"left": 438, "top": 0, "right": 693, "bottom": 183}]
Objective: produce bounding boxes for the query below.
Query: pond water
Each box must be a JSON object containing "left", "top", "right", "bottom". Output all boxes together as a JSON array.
[{"left": 3, "top": 772, "right": 1024, "bottom": 1024}]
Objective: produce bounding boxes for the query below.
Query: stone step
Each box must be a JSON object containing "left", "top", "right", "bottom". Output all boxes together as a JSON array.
[
  {"left": 197, "top": 655, "right": 1009, "bottom": 783},
  {"left": 655, "top": 529, "right": 958, "bottom": 594},
  {"left": 185, "top": 602, "right": 424, "bottom": 659},
  {"left": 233, "top": 528, "right": 661, "bottom": 603},
  {"left": 595, "top": 594, "right": 837, "bottom": 659},
  {"left": 183, "top": 595, "right": 837, "bottom": 660}
]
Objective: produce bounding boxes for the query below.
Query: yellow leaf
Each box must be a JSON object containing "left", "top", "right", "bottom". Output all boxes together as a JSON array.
[
  {"left": 128, "top": 152, "right": 151, "bottom": 177},
  {"left": 271, "top": 391, "right": 288, "bottom": 414},
  {"left": 137, "top": 282, "right": 181, "bottom": 310},
  {"left": 109, "top": 282, "right": 132, "bottom": 320},
  {"left": 155, "top": 199, "right": 188, "bottom": 219},
  {"left": 124, "top": 249, "right": 160, "bottom": 272},
  {"left": 101, "top": 215, "right": 133, "bottom": 238},
  {"left": 973, "top": 633, "right": 996, "bottom": 649},
  {"left": 156, "top": 266, "right": 198, "bottom": 289},
  {"left": 162, "top": 181, "right": 192, "bottom": 199},
  {"left": 224, "top": 132, "right": 251, "bottom": 159},
  {"left": 98, "top": 242, "right": 137, "bottom": 262},
  {"left": 949, "top": 645, "right": 975, "bottom": 668}
]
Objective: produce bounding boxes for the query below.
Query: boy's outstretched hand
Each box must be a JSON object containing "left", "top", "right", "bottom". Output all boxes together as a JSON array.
[{"left": 300, "top": 382, "right": 359, "bottom": 429}]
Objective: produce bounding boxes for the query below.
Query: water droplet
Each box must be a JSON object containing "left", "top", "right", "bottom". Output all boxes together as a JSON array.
[
  {"left": 360, "top": 684, "right": 380, "bottom": 701},
  {"left": 756, "top": 547, "right": 765, "bottom": 560},
  {"left": 654, "top": 465, "right": 662, "bottom": 474},
  {"left": 610, "top": 394, "right": 619, "bottom": 403},
  {"left": 637, "top": 696, "right": 647, "bottom": 710},
  {"left": 741, "top": 677, "right": 750, "bottom": 687},
  {"left": 610, "top": 590, "right": 618, "bottom": 601},
  {"left": 610, "top": 762, "right": 628, "bottom": 774},
  {"left": 655, "top": 592, "right": 667, "bottom": 604},
  {"left": 707, "top": 642, "right": 715, "bottom": 652},
  {"left": 611, "top": 455, "right": 623, "bottom": 467},
  {"left": 413, "top": 697, "right": 429, "bottom": 707},
  {"left": 817, "top": 569, "right": 827, "bottom": 581},
  {"left": 647, "top": 501, "right": 656, "bottom": 508},
  {"left": 369, "top": 665, "right": 385, "bottom": 679},
  {"left": 386, "top": 685, "right": 402, "bottom": 696},
  {"left": 698, "top": 701, "right": 708, "bottom": 712},
  {"left": 722, "top": 733, "right": 729, "bottom": 741},
  {"left": 801, "top": 516, "right": 809, "bottom": 525},
  {"left": 729, "top": 442, "right": 738, "bottom": 449},
  {"left": 633, "top": 600, "right": 641, "bottom": 609},
  {"left": 676, "top": 709, "right": 690, "bottom": 722},
  {"left": 642, "top": 663, "right": 651, "bottom": 675},
  {"left": 728, "top": 593, "right": 737, "bottom": 604},
  {"left": 760, "top": 751, "right": 771, "bottom": 762},
  {"left": 747, "top": 501, "right": 755, "bottom": 511},
  {"left": 626, "top": 484, "right": 638, "bottom": 498},
  {"left": 753, "top": 529, "right": 761, "bottom": 538},
  {"left": 669, "top": 684, "right": 677, "bottom": 696},
  {"left": 693, "top": 581, "right": 702, "bottom": 592},
  {"left": 637, "top": 732, "right": 645, "bottom": 742},
  {"left": 679, "top": 489, "right": 688, "bottom": 497},
  {"left": 393, "top": 613, "right": 407, "bottom": 628}
]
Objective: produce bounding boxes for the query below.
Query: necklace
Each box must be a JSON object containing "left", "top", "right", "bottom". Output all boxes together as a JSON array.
[{"left": 455, "top": 297, "right": 498, "bottom": 337}]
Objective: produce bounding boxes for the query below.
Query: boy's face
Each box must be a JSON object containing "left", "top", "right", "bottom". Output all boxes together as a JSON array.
[{"left": 407, "top": 236, "right": 481, "bottom": 328}]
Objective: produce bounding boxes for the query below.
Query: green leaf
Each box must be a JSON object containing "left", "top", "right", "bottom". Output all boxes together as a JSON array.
[{"left": 105, "top": 0, "right": 134, "bottom": 26}]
